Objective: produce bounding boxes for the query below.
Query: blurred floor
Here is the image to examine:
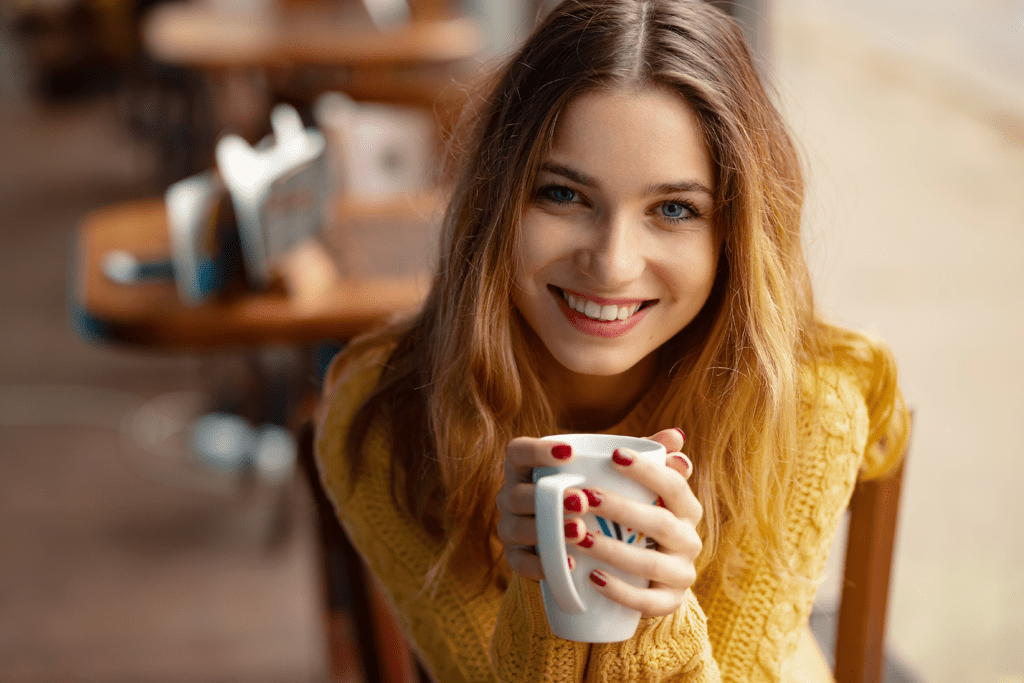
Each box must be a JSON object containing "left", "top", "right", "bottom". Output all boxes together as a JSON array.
[
  {"left": 1, "top": 2, "right": 1023, "bottom": 682},
  {"left": 0, "top": 96, "right": 328, "bottom": 681}
]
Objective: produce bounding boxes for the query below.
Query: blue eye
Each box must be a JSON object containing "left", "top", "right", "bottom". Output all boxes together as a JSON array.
[
  {"left": 661, "top": 202, "right": 691, "bottom": 220},
  {"left": 539, "top": 185, "right": 577, "bottom": 204}
]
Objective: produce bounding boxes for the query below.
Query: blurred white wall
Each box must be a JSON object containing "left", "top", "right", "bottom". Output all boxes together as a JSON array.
[
  {"left": 805, "top": 0, "right": 1024, "bottom": 100},
  {"left": 462, "top": 0, "right": 533, "bottom": 57}
]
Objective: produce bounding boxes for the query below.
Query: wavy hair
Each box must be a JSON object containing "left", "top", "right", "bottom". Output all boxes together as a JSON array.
[{"left": 340, "top": 0, "right": 909, "bottom": 590}]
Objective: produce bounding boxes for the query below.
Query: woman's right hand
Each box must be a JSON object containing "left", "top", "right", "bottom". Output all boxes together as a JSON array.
[{"left": 495, "top": 436, "right": 574, "bottom": 581}]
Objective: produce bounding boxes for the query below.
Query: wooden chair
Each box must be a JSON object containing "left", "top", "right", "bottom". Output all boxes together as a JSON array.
[
  {"left": 833, "top": 446, "right": 911, "bottom": 683},
  {"left": 297, "top": 423, "right": 429, "bottom": 683},
  {"left": 303, "top": 424, "right": 912, "bottom": 683}
]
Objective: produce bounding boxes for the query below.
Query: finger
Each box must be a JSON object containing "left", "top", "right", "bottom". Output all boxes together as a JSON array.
[
  {"left": 571, "top": 523, "right": 696, "bottom": 586},
  {"left": 610, "top": 448, "right": 702, "bottom": 522},
  {"left": 504, "top": 546, "right": 545, "bottom": 582},
  {"left": 666, "top": 453, "right": 694, "bottom": 481},
  {"left": 563, "top": 517, "right": 590, "bottom": 547},
  {"left": 587, "top": 568, "right": 690, "bottom": 618},
  {"left": 496, "top": 481, "right": 540, "bottom": 516},
  {"left": 498, "top": 481, "right": 583, "bottom": 518},
  {"left": 496, "top": 508, "right": 540, "bottom": 546},
  {"left": 577, "top": 487, "right": 702, "bottom": 556},
  {"left": 505, "top": 436, "right": 573, "bottom": 483},
  {"left": 644, "top": 428, "right": 686, "bottom": 453},
  {"left": 563, "top": 487, "right": 590, "bottom": 516}
]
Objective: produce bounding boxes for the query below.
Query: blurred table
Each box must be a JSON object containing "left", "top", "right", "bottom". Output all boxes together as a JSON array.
[
  {"left": 142, "top": 2, "right": 483, "bottom": 123},
  {"left": 144, "top": 2, "right": 482, "bottom": 69},
  {"left": 72, "top": 185, "right": 443, "bottom": 683},
  {"left": 73, "top": 194, "right": 439, "bottom": 350}
]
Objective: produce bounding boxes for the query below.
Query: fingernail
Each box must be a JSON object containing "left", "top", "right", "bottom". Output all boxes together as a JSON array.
[
  {"left": 552, "top": 444, "right": 572, "bottom": 460},
  {"left": 579, "top": 532, "right": 595, "bottom": 548},
  {"left": 674, "top": 427, "right": 686, "bottom": 441},
  {"left": 564, "top": 521, "right": 580, "bottom": 538},
  {"left": 656, "top": 496, "right": 665, "bottom": 507},
  {"left": 568, "top": 556, "right": 575, "bottom": 571},
  {"left": 582, "top": 488, "right": 602, "bottom": 507},
  {"left": 564, "top": 493, "right": 583, "bottom": 513},
  {"left": 612, "top": 449, "right": 633, "bottom": 466},
  {"left": 672, "top": 454, "right": 691, "bottom": 472},
  {"left": 589, "top": 570, "right": 607, "bottom": 586}
]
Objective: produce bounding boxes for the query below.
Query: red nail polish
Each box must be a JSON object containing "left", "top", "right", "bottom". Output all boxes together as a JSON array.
[
  {"left": 552, "top": 444, "right": 572, "bottom": 460},
  {"left": 612, "top": 449, "right": 633, "bottom": 466},
  {"left": 589, "top": 570, "right": 607, "bottom": 587},
  {"left": 564, "top": 521, "right": 579, "bottom": 538},
  {"left": 672, "top": 454, "right": 690, "bottom": 470},
  {"left": 656, "top": 496, "right": 665, "bottom": 507},
  {"left": 582, "top": 488, "right": 602, "bottom": 507},
  {"left": 579, "top": 532, "right": 595, "bottom": 548},
  {"left": 674, "top": 427, "right": 686, "bottom": 441},
  {"left": 564, "top": 494, "right": 582, "bottom": 513},
  {"left": 567, "top": 556, "right": 575, "bottom": 571}
]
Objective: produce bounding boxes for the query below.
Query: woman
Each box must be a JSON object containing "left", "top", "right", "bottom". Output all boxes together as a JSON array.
[{"left": 315, "top": 0, "right": 910, "bottom": 680}]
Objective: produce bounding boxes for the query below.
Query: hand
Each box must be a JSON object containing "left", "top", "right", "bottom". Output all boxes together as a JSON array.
[
  {"left": 495, "top": 436, "right": 575, "bottom": 581},
  {"left": 563, "top": 428, "right": 703, "bottom": 618}
]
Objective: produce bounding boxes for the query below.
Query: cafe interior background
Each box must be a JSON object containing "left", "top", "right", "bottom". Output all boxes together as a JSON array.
[{"left": 1, "top": 0, "right": 1021, "bottom": 681}]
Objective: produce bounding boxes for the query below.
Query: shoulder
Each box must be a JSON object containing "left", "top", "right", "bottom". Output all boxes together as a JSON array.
[
  {"left": 314, "top": 337, "right": 399, "bottom": 493},
  {"left": 798, "top": 335, "right": 910, "bottom": 479},
  {"left": 322, "top": 337, "right": 397, "bottom": 405}
]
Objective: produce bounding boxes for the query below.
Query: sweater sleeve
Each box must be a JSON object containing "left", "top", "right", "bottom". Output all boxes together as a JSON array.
[
  {"left": 491, "top": 575, "right": 591, "bottom": 683},
  {"left": 580, "top": 359, "right": 908, "bottom": 683}
]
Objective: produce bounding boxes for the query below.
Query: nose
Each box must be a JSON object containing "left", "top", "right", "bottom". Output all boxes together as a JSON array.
[{"left": 574, "top": 211, "right": 645, "bottom": 289}]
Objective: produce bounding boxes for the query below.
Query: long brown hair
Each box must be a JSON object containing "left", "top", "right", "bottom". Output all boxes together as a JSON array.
[{"left": 338, "top": 0, "right": 908, "bottom": 590}]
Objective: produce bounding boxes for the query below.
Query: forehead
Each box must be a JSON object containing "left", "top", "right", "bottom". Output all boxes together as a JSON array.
[{"left": 546, "top": 86, "right": 714, "bottom": 191}]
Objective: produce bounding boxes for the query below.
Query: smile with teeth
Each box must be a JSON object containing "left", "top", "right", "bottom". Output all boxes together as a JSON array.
[{"left": 558, "top": 288, "right": 648, "bottom": 322}]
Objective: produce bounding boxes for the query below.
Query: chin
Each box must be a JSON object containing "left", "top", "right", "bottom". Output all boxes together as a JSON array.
[{"left": 550, "top": 348, "right": 648, "bottom": 380}]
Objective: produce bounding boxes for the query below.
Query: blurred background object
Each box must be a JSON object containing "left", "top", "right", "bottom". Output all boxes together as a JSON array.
[{"left": 1, "top": 0, "right": 1023, "bottom": 682}]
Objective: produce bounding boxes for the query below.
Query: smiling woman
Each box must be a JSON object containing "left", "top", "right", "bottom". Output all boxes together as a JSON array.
[{"left": 314, "top": 1, "right": 910, "bottom": 681}]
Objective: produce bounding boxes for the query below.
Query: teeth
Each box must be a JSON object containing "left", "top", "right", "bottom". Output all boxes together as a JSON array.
[{"left": 561, "top": 290, "right": 643, "bottom": 321}]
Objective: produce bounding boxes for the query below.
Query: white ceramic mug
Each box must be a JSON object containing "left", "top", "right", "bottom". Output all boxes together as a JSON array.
[{"left": 533, "top": 433, "right": 666, "bottom": 642}]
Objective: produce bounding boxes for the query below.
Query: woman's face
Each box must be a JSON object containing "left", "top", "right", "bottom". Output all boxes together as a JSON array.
[{"left": 513, "top": 86, "right": 719, "bottom": 384}]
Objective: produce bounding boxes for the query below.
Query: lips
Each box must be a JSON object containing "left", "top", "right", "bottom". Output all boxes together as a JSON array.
[{"left": 550, "top": 286, "right": 655, "bottom": 338}]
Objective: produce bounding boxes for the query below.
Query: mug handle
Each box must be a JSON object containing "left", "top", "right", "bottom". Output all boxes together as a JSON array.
[{"left": 535, "top": 472, "right": 587, "bottom": 614}]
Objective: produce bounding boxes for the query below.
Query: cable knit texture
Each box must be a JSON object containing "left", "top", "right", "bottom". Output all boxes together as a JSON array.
[{"left": 315, "top": 344, "right": 905, "bottom": 683}]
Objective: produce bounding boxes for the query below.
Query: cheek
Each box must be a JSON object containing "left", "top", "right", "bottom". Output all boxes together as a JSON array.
[
  {"left": 516, "top": 214, "right": 566, "bottom": 284},
  {"left": 665, "top": 238, "right": 719, "bottom": 299}
]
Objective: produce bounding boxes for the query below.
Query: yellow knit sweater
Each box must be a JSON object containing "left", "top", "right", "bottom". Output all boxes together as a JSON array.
[{"left": 315, "top": 344, "right": 905, "bottom": 683}]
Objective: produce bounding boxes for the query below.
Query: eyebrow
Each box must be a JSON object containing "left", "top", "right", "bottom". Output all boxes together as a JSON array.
[
  {"left": 540, "top": 162, "right": 597, "bottom": 188},
  {"left": 539, "top": 162, "right": 713, "bottom": 197}
]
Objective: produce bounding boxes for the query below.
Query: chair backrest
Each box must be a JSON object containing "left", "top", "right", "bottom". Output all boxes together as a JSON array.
[{"left": 834, "top": 421, "right": 912, "bottom": 683}]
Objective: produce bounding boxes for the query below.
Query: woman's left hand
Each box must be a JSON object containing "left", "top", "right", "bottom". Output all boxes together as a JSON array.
[{"left": 562, "top": 428, "right": 703, "bottom": 618}]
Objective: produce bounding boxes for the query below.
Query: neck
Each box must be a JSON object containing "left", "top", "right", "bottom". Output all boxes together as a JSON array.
[{"left": 540, "top": 351, "right": 658, "bottom": 433}]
